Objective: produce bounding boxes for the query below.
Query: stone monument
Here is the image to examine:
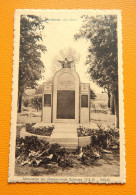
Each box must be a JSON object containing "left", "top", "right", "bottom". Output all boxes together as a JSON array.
[{"left": 42, "top": 62, "right": 90, "bottom": 124}]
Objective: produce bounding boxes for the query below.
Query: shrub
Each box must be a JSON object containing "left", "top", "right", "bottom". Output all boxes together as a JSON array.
[
  {"left": 15, "top": 136, "right": 48, "bottom": 158},
  {"left": 26, "top": 123, "right": 54, "bottom": 136},
  {"left": 77, "top": 126, "right": 119, "bottom": 149},
  {"left": 91, "top": 103, "right": 96, "bottom": 113},
  {"left": 16, "top": 136, "right": 75, "bottom": 168},
  {"left": 99, "top": 103, "right": 107, "bottom": 109},
  {"left": 31, "top": 96, "right": 42, "bottom": 111},
  {"left": 23, "top": 99, "right": 29, "bottom": 107},
  {"left": 90, "top": 89, "right": 96, "bottom": 99}
]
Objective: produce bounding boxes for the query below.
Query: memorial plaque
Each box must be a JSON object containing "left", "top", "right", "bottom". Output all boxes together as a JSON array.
[
  {"left": 81, "top": 95, "right": 88, "bottom": 107},
  {"left": 58, "top": 73, "right": 75, "bottom": 90},
  {"left": 57, "top": 90, "right": 75, "bottom": 119},
  {"left": 44, "top": 94, "right": 51, "bottom": 107}
]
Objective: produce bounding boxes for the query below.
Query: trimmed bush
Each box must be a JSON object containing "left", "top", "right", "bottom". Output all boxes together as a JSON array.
[{"left": 26, "top": 123, "right": 54, "bottom": 136}]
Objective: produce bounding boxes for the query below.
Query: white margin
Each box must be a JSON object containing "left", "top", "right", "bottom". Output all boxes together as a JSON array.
[{"left": 8, "top": 9, "right": 125, "bottom": 183}]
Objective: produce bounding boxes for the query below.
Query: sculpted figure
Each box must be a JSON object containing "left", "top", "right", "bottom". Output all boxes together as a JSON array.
[{"left": 58, "top": 58, "right": 73, "bottom": 68}]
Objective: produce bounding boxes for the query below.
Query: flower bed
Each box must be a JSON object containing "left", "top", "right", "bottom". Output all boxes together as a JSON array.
[
  {"left": 26, "top": 123, "right": 54, "bottom": 136},
  {"left": 77, "top": 126, "right": 119, "bottom": 150},
  {"left": 16, "top": 136, "right": 77, "bottom": 168},
  {"left": 15, "top": 134, "right": 119, "bottom": 171}
]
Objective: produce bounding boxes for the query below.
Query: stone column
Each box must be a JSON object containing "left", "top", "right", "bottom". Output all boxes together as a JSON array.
[
  {"left": 80, "top": 83, "right": 90, "bottom": 124},
  {"left": 42, "top": 83, "right": 52, "bottom": 123}
]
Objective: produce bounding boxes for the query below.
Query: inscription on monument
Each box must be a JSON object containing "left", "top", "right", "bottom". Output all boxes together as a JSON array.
[
  {"left": 57, "top": 90, "right": 75, "bottom": 119},
  {"left": 81, "top": 95, "right": 88, "bottom": 107},
  {"left": 44, "top": 94, "right": 51, "bottom": 107},
  {"left": 58, "top": 72, "right": 75, "bottom": 90}
]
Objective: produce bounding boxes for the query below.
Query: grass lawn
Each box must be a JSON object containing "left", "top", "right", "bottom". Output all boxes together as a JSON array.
[
  {"left": 17, "top": 106, "right": 42, "bottom": 124},
  {"left": 90, "top": 111, "right": 115, "bottom": 127}
]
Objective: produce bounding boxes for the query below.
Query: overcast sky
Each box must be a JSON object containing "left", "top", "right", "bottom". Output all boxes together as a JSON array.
[{"left": 38, "top": 11, "right": 103, "bottom": 94}]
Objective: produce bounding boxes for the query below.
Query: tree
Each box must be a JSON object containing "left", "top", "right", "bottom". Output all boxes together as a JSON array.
[
  {"left": 75, "top": 15, "right": 119, "bottom": 128},
  {"left": 18, "top": 15, "right": 47, "bottom": 113},
  {"left": 90, "top": 89, "right": 96, "bottom": 99},
  {"left": 102, "top": 89, "right": 111, "bottom": 109},
  {"left": 51, "top": 47, "right": 80, "bottom": 73},
  {"left": 110, "top": 93, "right": 115, "bottom": 114}
]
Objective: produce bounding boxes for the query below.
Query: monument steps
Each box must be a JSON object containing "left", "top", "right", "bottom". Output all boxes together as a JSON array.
[
  {"left": 50, "top": 137, "right": 78, "bottom": 143},
  {"left": 49, "top": 124, "right": 78, "bottom": 150},
  {"left": 32, "top": 123, "right": 99, "bottom": 150},
  {"left": 52, "top": 129, "right": 77, "bottom": 133},
  {"left": 50, "top": 132, "right": 77, "bottom": 138},
  {"left": 50, "top": 141, "right": 78, "bottom": 147},
  {"left": 50, "top": 141, "right": 78, "bottom": 150}
]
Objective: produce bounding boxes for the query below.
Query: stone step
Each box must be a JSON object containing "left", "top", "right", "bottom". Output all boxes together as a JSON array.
[
  {"left": 60, "top": 146, "right": 78, "bottom": 151},
  {"left": 50, "top": 137, "right": 78, "bottom": 143},
  {"left": 61, "top": 146, "right": 78, "bottom": 151},
  {"left": 49, "top": 123, "right": 79, "bottom": 150},
  {"left": 50, "top": 141, "right": 78, "bottom": 146},
  {"left": 50, "top": 132, "right": 77, "bottom": 138},
  {"left": 54, "top": 126, "right": 77, "bottom": 131},
  {"left": 55, "top": 126, "right": 78, "bottom": 130},
  {"left": 50, "top": 141, "right": 78, "bottom": 150},
  {"left": 60, "top": 143, "right": 78, "bottom": 147},
  {"left": 53, "top": 129, "right": 77, "bottom": 133}
]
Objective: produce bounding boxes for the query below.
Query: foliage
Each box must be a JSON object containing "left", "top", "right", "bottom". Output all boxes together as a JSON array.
[
  {"left": 35, "top": 84, "right": 43, "bottom": 94},
  {"left": 99, "top": 102, "right": 107, "bottom": 109},
  {"left": 16, "top": 133, "right": 119, "bottom": 170},
  {"left": 91, "top": 102, "right": 96, "bottom": 113},
  {"left": 16, "top": 136, "right": 74, "bottom": 168},
  {"left": 74, "top": 15, "right": 119, "bottom": 127},
  {"left": 23, "top": 99, "right": 29, "bottom": 107},
  {"left": 75, "top": 15, "right": 118, "bottom": 92},
  {"left": 91, "top": 101, "right": 108, "bottom": 113},
  {"left": 26, "top": 123, "right": 54, "bottom": 136},
  {"left": 77, "top": 126, "right": 119, "bottom": 149},
  {"left": 18, "top": 15, "right": 47, "bottom": 113},
  {"left": 31, "top": 95, "right": 42, "bottom": 111},
  {"left": 90, "top": 89, "right": 96, "bottom": 99},
  {"left": 19, "top": 15, "right": 47, "bottom": 92}
]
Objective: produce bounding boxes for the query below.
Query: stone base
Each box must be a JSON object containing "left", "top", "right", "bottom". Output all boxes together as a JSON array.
[
  {"left": 20, "top": 127, "right": 50, "bottom": 142},
  {"left": 50, "top": 124, "right": 78, "bottom": 150},
  {"left": 20, "top": 122, "right": 99, "bottom": 150}
]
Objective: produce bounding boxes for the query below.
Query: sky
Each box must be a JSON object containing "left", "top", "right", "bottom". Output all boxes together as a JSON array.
[{"left": 38, "top": 11, "right": 103, "bottom": 94}]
